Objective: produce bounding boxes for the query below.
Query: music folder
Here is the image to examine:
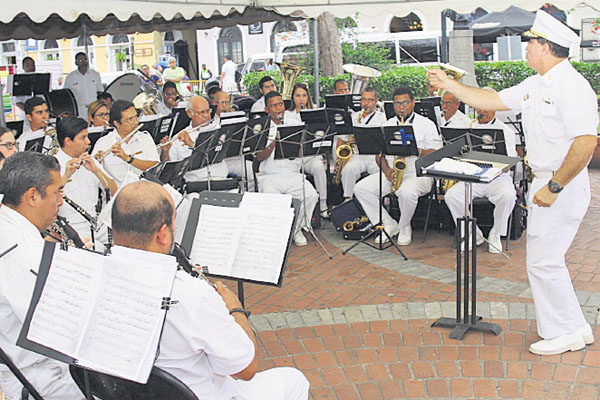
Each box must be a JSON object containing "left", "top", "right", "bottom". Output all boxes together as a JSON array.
[
  {"left": 221, "top": 118, "right": 248, "bottom": 159},
  {"left": 414, "top": 100, "right": 440, "bottom": 130},
  {"left": 189, "top": 128, "right": 217, "bottom": 170},
  {"left": 17, "top": 242, "right": 178, "bottom": 383},
  {"left": 274, "top": 124, "right": 304, "bottom": 160},
  {"left": 25, "top": 137, "right": 45, "bottom": 153},
  {"left": 441, "top": 127, "right": 507, "bottom": 155},
  {"left": 353, "top": 126, "right": 386, "bottom": 156},
  {"left": 10, "top": 73, "right": 51, "bottom": 96},
  {"left": 145, "top": 157, "right": 191, "bottom": 190},
  {"left": 382, "top": 125, "right": 419, "bottom": 157},
  {"left": 180, "top": 191, "right": 300, "bottom": 287},
  {"left": 325, "top": 108, "right": 352, "bottom": 135},
  {"left": 242, "top": 114, "right": 270, "bottom": 154},
  {"left": 300, "top": 109, "right": 335, "bottom": 156}
]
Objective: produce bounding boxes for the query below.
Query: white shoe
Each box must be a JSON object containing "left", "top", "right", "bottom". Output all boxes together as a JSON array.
[
  {"left": 578, "top": 323, "right": 595, "bottom": 345},
  {"left": 320, "top": 207, "right": 329, "bottom": 219},
  {"left": 397, "top": 226, "right": 412, "bottom": 246},
  {"left": 374, "top": 225, "right": 399, "bottom": 245},
  {"left": 488, "top": 231, "right": 502, "bottom": 254},
  {"left": 459, "top": 230, "right": 485, "bottom": 252},
  {"left": 528, "top": 332, "right": 586, "bottom": 355},
  {"left": 293, "top": 230, "right": 307, "bottom": 246}
]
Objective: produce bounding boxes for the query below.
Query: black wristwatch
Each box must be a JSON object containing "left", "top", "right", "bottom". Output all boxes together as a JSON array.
[
  {"left": 229, "top": 308, "right": 251, "bottom": 318},
  {"left": 547, "top": 180, "right": 563, "bottom": 193},
  {"left": 127, "top": 155, "right": 134, "bottom": 164}
]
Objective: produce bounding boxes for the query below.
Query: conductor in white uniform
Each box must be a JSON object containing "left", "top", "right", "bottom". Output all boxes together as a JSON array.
[{"left": 428, "top": 9, "right": 597, "bottom": 356}]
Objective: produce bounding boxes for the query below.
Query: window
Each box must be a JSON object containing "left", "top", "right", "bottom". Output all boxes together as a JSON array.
[
  {"left": 270, "top": 21, "right": 297, "bottom": 52},
  {"left": 40, "top": 39, "right": 60, "bottom": 61},
  {"left": 217, "top": 27, "right": 244, "bottom": 71}
]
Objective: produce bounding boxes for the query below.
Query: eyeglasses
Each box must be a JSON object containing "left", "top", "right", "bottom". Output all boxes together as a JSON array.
[
  {"left": 0, "top": 142, "right": 18, "bottom": 150},
  {"left": 94, "top": 112, "right": 109, "bottom": 118},
  {"left": 361, "top": 98, "right": 377, "bottom": 103},
  {"left": 441, "top": 101, "right": 458, "bottom": 107},
  {"left": 164, "top": 92, "right": 178, "bottom": 98},
  {"left": 214, "top": 101, "right": 229, "bottom": 105},
  {"left": 393, "top": 100, "right": 412, "bottom": 107},
  {"left": 191, "top": 109, "right": 211, "bottom": 115},
  {"left": 122, "top": 115, "right": 138, "bottom": 125}
]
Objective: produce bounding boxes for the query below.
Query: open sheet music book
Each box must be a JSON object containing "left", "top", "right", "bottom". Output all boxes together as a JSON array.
[
  {"left": 423, "top": 157, "right": 503, "bottom": 182},
  {"left": 18, "top": 243, "right": 178, "bottom": 384},
  {"left": 188, "top": 192, "right": 295, "bottom": 284}
]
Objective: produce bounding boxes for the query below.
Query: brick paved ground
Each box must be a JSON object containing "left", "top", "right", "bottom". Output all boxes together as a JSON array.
[{"left": 238, "top": 169, "right": 600, "bottom": 399}]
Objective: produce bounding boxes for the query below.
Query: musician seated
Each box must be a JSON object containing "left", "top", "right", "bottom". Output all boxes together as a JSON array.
[
  {"left": 284, "top": 83, "right": 329, "bottom": 218},
  {"left": 250, "top": 76, "right": 276, "bottom": 113},
  {"left": 440, "top": 92, "right": 470, "bottom": 128},
  {"left": 97, "top": 91, "right": 114, "bottom": 110},
  {"left": 0, "top": 152, "right": 84, "bottom": 400},
  {"left": 165, "top": 95, "right": 229, "bottom": 182},
  {"left": 338, "top": 87, "right": 387, "bottom": 200},
  {"left": 213, "top": 90, "right": 232, "bottom": 123},
  {"left": 443, "top": 96, "right": 518, "bottom": 254},
  {"left": 92, "top": 99, "right": 160, "bottom": 187},
  {"left": 354, "top": 87, "right": 442, "bottom": 245},
  {"left": 163, "top": 81, "right": 180, "bottom": 113},
  {"left": 87, "top": 100, "right": 110, "bottom": 130},
  {"left": 55, "top": 116, "right": 116, "bottom": 248},
  {"left": 0, "top": 127, "right": 18, "bottom": 160},
  {"left": 256, "top": 91, "right": 319, "bottom": 246},
  {"left": 16, "top": 97, "right": 53, "bottom": 152},
  {"left": 332, "top": 79, "right": 349, "bottom": 95},
  {"left": 108, "top": 181, "right": 309, "bottom": 399}
]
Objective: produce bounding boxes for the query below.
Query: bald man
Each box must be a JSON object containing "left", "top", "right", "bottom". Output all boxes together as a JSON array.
[
  {"left": 111, "top": 181, "right": 309, "bottom": 399},
  {"left": 166, "top": 95, "right": 228, "bottom": 182},
  {"left": 212, "top": 90, "right": 232, "bottom": 123}
]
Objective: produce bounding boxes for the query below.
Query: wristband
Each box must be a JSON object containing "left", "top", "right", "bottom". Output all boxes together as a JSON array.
[
  {"left": 127, "top": 155, "right": 134, "bottom": 164},
  {"left": 547, "top": 180, "right": 563, "bottom": 193},
  {"left": 229, "top": 308, "right": 251, "bottom": 318}
]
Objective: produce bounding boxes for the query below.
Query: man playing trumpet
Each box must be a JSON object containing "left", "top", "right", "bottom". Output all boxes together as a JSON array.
[
  {"left": 354, "top": 87, "right": 442, "bottom": 245},
  {"left": 338, "top": 87, "right": 387, "bottom": 201},
  {"left": 92, "top": 99, "right": 160, "bottom": 187}
]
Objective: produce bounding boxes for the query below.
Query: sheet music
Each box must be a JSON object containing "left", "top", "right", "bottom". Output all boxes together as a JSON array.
[
  {"left": 240, "top": 192, "right": 292, "bottom": 210},
  {"left": 25, "top": 245, "right": 177, "bottom": 383},
  {"left": 189, "top": 205, "right": 241, "bottom": 276},
  {"left": 231, "top": 208, "right": 294, "bottom": 284}
]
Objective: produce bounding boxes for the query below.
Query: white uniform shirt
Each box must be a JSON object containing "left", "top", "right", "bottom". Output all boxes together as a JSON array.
[
  {"left": 383, "top": 113, "right": 442, "bottom": 175},
  {"left": 283, "top": 110, "right": 302, "bottom": 124},
  {"left": 250, "top": 96, "right": 266, "bottom": 113},
  {"left": 0, "top": 206, "right": 50, "bottom": 373},
  {"left": 16, "top": 127, "right": 52, "bottom": 152},
  {"left": 64, "top": 68, "right": 103, "bottom": 118},
  {"left": 55, "top": 149, "right": 103, "bottom": 238},
  {"left": 168, "top": 121, "right": 228, "bottom": 181},
  {"left": 441, "top": 109, "right": 470, "bottom": 128},
  {"left": 92, "top": 129, "right": 159, "bottom": 187},
  {"left": 258, "top": 122, "right": 301, "bottom": 175},
  {"left": 499, "top": 59, "right": 599, "bottom": 172},
  {"left": 221, "top": 60, "right": 237, "bottom": 92}
]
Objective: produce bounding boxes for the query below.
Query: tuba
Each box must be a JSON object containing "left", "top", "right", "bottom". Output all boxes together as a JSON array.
[
  {"left": 343, "top": 64, "right": 381, "bottom": 94},
  {"left": 133, "top": 92, "right": 160, "bottom": 116},
  {"left": 277, "top": 63, "right": 304, "bottom": 100},
  {"left": 435, "top": 63, "right": 467, "bottom": 97},
  {"left": 390, "top": 157, "right": 408, "bottom": 192}
]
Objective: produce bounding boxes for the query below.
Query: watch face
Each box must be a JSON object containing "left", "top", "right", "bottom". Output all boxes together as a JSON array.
[{"left": 548, "top": 180, "right": 561, "bottom": 193}]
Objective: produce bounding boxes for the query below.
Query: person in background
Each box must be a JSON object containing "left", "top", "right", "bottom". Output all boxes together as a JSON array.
[
  {"left": 220, "top": 55, "right": 237, "bottom": 94},
  {"left": 12, "top": 57, "right": 37, "bottom": 118},
  {"left": 87, "top": 101, "right": 110, "bottom": 129},
  {"left": 64, "top": 52, "right": 103, "bottom": 118},
  {"left": 97, "top": 92, "right": 114, "bottom": 110},
  {"left": 332, "top": 79, "right": 349, "bottom": 95},
  {"left": 250, "top": 76, "right": 276, "bottom": 113},
  {"left": 162, "top": 56, "right": 185, "bottom": 94}
]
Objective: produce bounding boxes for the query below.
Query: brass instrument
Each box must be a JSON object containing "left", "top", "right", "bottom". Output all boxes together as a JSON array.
[
  {"left": 44, "top": 126, "right": 59, "bottom": 155},
  {"left": 343, "top": 216, "right": 369, "bottom": 232},
  {"left": 523, "top": 156, "right": 534, "bottom": 183},
  {"left": 390, "top": 157, "right": 408, "bottom": 192},
  {"left": 133, "top": 92, "right": 161, "bottom": 115},
  {"left": 436, "top": 63, "right": 467, "bottom": 97},
  {"left": 277, "top": 63, "right": 304, "bottom": 100},
  {"left": 63, "top": 194, "right": 97, "bottom": 230},
  {"left": 440, "top": 178, "right": 457, "bottom": 195},
  {"left": 96, "top": 124, "right": 142, "bottom": 162},
  {"left": 343, "top": 64, "right": 381, "bottom": 94},
  {"left": 333, "top": 142, "right": 352, "bottom": 185}
]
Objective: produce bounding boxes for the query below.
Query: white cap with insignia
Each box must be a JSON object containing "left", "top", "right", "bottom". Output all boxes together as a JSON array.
[{"left": 523, "top": 10, "right": 580, "bottom": 48}]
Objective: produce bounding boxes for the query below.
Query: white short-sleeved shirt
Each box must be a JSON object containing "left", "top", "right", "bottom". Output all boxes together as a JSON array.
[
  {"left": 471, "top": 118, "right": 518, "bottom": 158},
  {"left": 250, "top": 97, "right": 266, "bottom": 113},
  {"left": 441, "top": 109, "right": 471, "bottom": 128},
  {"left": 283, "top": 110, "right": 302, "bottom": 125},
  {"left": 221, "top": 60, "right": 237, "bottom": 86},
  {"left": 92, "top": 129, "right": 160, "bottom": 187},
  {"left": 499, "top": 59, "right": 599, "bottom": 172},
  {"left": 64, "top": 69, "right": 103, "bottom": 118},
  {"left": 384, "top": 112, "right": 443, "bottom": 175},
  {"left": 258, "top": 122, "right": 301, "bottom": 175},
  {"left": 55, "top": 149, "right": 104, "bottom": 238}
]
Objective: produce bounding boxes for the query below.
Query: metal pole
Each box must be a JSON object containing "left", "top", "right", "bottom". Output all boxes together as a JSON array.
[
  {"left": 312, "top": 19, "right": 320, "bottom": 108},
  {"left": 441, "top": 10, "right": 448, "bottom": 63}
]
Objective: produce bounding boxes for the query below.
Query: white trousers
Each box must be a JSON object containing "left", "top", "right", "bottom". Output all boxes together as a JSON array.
[
  {"left": 444, "top": 174, "right": 516, "bottom": 236},
  {"left": 302, "top": 156, "right": 327, "bottom": 207},
  {"left": 526, "top": 170, "right": 589, "bottom": 339},
  {"left": 354, "top": 172, "right": 432, "bottom": 230},
  {"left": 0, "top": 360, "right": 84, "bottom": 400},
  {"left": 258, "top": 172, "right": 318, "bottom": 231},
  {"left": 233, "top": 367, "right": 309, "bottom": 400},
  {"left": 227, "top": 157, "right": 255, "bottom": 192},
  {"left": 341, "top": 155, "right": 379, "bottom": 198}
]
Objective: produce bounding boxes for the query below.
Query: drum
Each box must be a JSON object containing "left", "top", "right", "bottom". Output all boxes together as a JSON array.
[{"left": 44, "top": 89, "right": 78, "bottom": 117}]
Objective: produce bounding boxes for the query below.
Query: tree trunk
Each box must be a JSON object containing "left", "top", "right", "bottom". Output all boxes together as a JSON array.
[{"left": 317, "top": 12, "right": 343, "bottom": 77}]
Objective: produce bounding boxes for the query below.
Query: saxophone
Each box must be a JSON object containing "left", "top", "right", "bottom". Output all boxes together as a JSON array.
[
  {"left": 332, "top": 108, "right": 366, "bottom": 184},
  {"left": 390, "top": 157, "right": 408, "bottom": 192}
]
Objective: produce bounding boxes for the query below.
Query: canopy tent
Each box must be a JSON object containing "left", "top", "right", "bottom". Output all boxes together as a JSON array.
[{"left": 467, "top": 5, "right": 535, "bottom": 43}]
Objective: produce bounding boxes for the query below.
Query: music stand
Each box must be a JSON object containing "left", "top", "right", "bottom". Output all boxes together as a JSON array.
[
  {"left": 25, "top": 137, "right": 45, "bottom": 153},
  {"left": 342, "top": 126, "right": 413, "bottom": 259},
  {"left": 414, "top": 100, "right": 440, "bottom": 131},
  {"left": 383, "top": 101, "right": 394, "bottom": 120},
  {"left": 416, "top": 138, "right": 520, "bottom": 340},
  {"left": 301, "top": 110, "right": 335, "bottom": 157},
  {"left": 10, "top": 73, "right": 51, "bottom": 96},
  {"left": 221, "top": 118, "right": 250, "bottom": 191},
  {"left": 325, "top": 108, "right": 352, "bottom": 135},
  {"left": 144, "top": 158, "right": 191, "bottom": 192},
  {"left": 441, "top": 127, "right": 507, "bottom": 156}
]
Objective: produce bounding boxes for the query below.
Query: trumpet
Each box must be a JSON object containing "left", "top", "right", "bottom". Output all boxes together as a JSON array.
[
  {"left": 96, "top": 124, "right": 142, "bottom": 162},
  {"left": 390, "top": 157, "right": 408, "bottom": 192},
  {"left": 343, "top": 216, "right": 369, "bottom": 232}
]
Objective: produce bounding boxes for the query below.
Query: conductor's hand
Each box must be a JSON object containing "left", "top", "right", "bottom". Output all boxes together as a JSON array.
[
  {"left": 426, "top": 69, "right": 450, "bottom": 92},
  {"left": 532, "top": 185, "right": 558, "bottom": 208},
  {"left": 214, "top": 281, "right": 243, "bottom": 310},
  {"left": 177, "top": 129, "right": 194, "bottom": 148}
]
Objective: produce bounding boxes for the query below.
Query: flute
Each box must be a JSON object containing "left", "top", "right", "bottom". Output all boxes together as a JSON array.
[
  {"left": 96, "top": 124, "right": 142, "bottom": 162},
  {"left": 157, "top": 118, "right": 217, "bottom": 149}
]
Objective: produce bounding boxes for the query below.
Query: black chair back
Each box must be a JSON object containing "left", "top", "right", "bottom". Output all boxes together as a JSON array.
[{"left": 69, "top": 365, "right": 198, "bottom": 400}]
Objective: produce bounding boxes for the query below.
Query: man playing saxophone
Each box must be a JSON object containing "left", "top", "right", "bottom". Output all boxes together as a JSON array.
[
  {"left": 338, "top": 87, "right": 387, "bottom": 201},
  {"left": 354, "top": 87, "right": 442, "bottom": 245},
  {"left": 55, "top": 116, "right": 117, "bottom": 248},
  {"left": 16, "top": 97, "right": 54, "bottom": 153},
  {"left": 92, "top": 99, "right": 160, "bottom": 187}
]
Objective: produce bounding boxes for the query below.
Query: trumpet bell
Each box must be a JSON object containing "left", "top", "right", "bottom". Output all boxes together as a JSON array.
[{"left": 343, "top": 64, "right": 381, "bottom": 94}]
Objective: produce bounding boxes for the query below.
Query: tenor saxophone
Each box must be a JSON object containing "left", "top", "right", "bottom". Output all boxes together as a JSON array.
[
  {"left": 390, "top": 157, "right": 408, "bottom": 192},
  {"left": 333, "top": 142, "right": 352, "bottom": 185}
]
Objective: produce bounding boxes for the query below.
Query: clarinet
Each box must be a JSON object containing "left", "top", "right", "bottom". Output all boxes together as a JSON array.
[
  {"left": 170, "top": 243, "right": 215, "bottom": 288},
  {"left": 63, "top": 194, "right": 97, "bottom": 230},
  {"left": 46, "top": 216, "right": 86, "bottom": 249}
]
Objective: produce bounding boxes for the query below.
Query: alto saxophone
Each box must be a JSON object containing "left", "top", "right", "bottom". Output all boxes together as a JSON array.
[{"left": 390, "top": 157, "right": 408, "bottom": 192}]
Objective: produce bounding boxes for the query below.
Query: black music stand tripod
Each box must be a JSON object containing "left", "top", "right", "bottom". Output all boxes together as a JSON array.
[{"left": 342, "top": 126, "right": 413, "bottom": 259}]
